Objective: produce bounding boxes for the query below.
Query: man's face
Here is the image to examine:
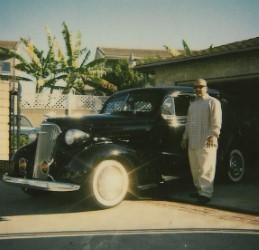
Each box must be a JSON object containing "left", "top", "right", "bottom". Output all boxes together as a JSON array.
[{"left": 193, "top": 84, "right": 207, "bottom": 97}]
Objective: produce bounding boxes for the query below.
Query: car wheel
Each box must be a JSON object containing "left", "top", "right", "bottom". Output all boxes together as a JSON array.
[
  {"left": 227, "top": 149, "right": 245, "bottom": 182},
  {"left": 89, "top": 159, "right": 129, "bottom": 209}
]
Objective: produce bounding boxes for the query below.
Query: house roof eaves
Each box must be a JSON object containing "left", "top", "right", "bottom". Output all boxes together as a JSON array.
[{"left": 135, "top": 45, "right": 259, "bottom": 71}]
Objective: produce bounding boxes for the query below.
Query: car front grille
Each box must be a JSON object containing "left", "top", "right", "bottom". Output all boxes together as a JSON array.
[{"left": 33, "top": 123, "right": 61, "bottom": 179}]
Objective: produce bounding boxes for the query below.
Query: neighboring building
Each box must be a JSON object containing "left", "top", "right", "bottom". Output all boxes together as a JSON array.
[
  {"left": 0, "top": 80, "right": 10, "bottom": 161},
  {"left": 95, "top": 47, "right": 175, "bottom": 68},
  {"left": 134, "top": 37, "right": 259, "bottom": 96},
  {"left": 95, "top": 47, "right": 173, "bottom": 60},
  {"left": 0, "top": 40, "right": 19, "bottom": 80},
  {"left": 0, "top": 41, "right": 19, "bottom": 162}
]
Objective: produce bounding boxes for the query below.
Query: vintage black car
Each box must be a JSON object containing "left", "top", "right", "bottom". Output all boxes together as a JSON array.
[{"left": 2, "top": 86, "right": 246, "bottom": 208}]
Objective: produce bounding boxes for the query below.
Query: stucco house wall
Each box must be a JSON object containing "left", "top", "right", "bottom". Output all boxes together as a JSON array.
[
  {"left": 135, "top": 37, "right": 259, "bottom": 92},
  {"left": 155, "top": 50, "right": 259, "bottom": 86}
]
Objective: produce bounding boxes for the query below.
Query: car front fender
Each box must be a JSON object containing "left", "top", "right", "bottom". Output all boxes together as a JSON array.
[
  {"left": 66, "top": 143, "right": 140, "bottom": 174},
  {"left": 66, "top": 143, "right": 163, "bottom": 187}
]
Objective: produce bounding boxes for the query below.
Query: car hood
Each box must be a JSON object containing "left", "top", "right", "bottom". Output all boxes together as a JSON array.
[{"left": 43, "top": 113, "right": 155, "bottom": 134}]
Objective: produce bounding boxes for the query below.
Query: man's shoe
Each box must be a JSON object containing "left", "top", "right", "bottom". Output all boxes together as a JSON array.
[
  {"left": 189, "top": 192, "right": 199, "bottom": 198},
  {"left": 197, "top": 195, "right": 211, "bottom": 204}
]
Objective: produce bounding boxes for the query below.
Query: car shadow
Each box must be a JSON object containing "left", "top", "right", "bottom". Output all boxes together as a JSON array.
[
  {"left": 1, "top": 166, "right": 258, "bottom": 217},
  {"left": 0, "top": 188, "right": 101, "bottom": 217},
  {"left": 137, "top": 169, "right": 259, "bottom": 216}
]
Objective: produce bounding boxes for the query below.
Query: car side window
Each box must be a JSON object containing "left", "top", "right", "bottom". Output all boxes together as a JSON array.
[
  {"left": 161, "top": 94, "right": 193, "bottom": 117},
  {"left": 161, "top": 96, "right": 175, "bottom": 115},
  {"left": 103, "top": 92, "right": 156, "bottom": 114},
  {"left": 133, "top": 101, "right": 152, "bottom": 112},
  {"left": 102, "top": 95, "right": 128, "bottom": 114},
  {"left": 174, "top": 95, "right": 193, "bottom": 116}
]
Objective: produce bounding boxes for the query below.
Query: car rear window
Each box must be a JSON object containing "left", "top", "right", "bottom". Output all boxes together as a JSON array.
[{"left": 102, "top": 91, "right": 162, "bottom": 115}]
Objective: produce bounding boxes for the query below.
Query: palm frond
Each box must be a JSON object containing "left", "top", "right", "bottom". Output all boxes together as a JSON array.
[
  {"left": 0, "top": 47, "right": 27, "bottom": 64},
  {"left": 79, "top": 50, "right": 91, "bottom": 68},
  {"left": 163, "top": 45, "right": 180, "bottom": 57},
  {"left": 86, "top": 58, "right": 106, "bottom": 68},
  {"left": 21, "top": 39, "right": 41, "bottom": 66},
  {"left": 54, "top": 39, "right": 66, "bottom": 66},
  {"left": 82, "top": 77, "right": 117, "bottom": 92},
  {"left": 73, "top": 31, "right": 81, "bottom": 67},
  {"left": 20, "top": 38, "right": 43, "bottom": 61},
  {"left": 62, "top": 22, "right": 73, "bottom": 66},
  {"left": 14, "top": 62, "right": 34, "bottom": 74},
  {"left": 45, "top": 26, "right": 54, "bottom": 49},
  {"left": 182, "top": 39, "right": 191, "bottom": 55}
]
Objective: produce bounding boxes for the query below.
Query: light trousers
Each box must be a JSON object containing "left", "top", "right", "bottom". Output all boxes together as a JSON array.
[{"left": 188, "top": 147, "right": 217, "bottom": 198}]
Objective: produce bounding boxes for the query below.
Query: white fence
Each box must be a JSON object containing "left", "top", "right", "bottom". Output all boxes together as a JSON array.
[{"left": 21, "top": 93, "right": 109, "bottom": 111}]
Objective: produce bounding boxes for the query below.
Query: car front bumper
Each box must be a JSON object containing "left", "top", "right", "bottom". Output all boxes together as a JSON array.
[{"left": 2, "top": 174, "right": 80, "bottom": 192}]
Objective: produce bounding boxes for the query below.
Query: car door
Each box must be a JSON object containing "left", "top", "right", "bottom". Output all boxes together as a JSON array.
[{"left": 158, "top": 93, "right": 194, "bottom": 155}]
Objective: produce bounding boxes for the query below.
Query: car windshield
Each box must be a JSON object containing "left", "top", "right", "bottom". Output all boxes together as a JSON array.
[
  {"left": 14, "top": 116, "right": 33, "bottom": 128},
  {"left": 101, "top": 91, "right": 162, "bottom": 115}
]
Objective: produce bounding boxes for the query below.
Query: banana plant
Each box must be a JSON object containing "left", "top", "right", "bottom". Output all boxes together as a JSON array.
[
  {"left": 52, "top": 22, "right": 117, "bottom": 94},
  {"left": 0, "top": 38, "right": 63, "bottom": 93},
  {"left": 0, "top": 22, "right": 116, "bottom": 94}
]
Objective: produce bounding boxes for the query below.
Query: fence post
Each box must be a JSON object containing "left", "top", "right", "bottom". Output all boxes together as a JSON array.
[
  {"left": 66, "top": 92, "right": 74, "bottom": 115},
  {"left": 65, "top": 94, "right": 69, "bottom": 115}
]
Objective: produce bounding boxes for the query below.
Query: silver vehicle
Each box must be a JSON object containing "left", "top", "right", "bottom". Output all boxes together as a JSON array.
[{"left": 13, "top": 115, "right": 38, "bottom": 145}]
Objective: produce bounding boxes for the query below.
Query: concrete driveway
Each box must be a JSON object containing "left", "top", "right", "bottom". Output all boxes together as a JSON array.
[
  {"left": 147, "top": 166, "right": 259, "bottom": 215},
  {"left": 0, "top": 165, "right": 259, "bottom": 250}
]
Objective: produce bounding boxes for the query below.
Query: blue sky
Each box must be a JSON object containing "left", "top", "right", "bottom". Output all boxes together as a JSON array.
[{"left": 1, "top": 0, "right": 259, "bottom": 60}]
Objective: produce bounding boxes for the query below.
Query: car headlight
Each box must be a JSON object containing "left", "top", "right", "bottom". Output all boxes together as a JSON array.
[{"left": 65, "top": 129, "right": 90, "bottom": 145}]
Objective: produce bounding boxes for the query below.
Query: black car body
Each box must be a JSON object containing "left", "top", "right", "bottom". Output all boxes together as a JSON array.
[{"left": 2, "top": 86, "right": 248, "bottom": 208}]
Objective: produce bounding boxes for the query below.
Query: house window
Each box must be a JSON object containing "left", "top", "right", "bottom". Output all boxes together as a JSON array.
[{"left": 0, "top": 61, "right": 11, "bottom": 73}]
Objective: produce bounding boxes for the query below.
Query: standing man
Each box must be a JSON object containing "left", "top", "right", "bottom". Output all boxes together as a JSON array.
[{"left": 181, "top": 78, "right": 222, "bottom": 204}]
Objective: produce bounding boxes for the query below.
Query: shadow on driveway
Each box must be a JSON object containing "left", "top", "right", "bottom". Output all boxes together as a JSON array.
[
  {"left": 146, "top": 167, "right": 259, "bottom": 216},
  {"left": 0, "top": 166, "right": 258, "bottom": 217}
]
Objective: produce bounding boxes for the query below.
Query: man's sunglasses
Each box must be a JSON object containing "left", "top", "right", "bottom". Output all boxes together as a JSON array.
[{"left": 193, "top": 85, "right": 206, "bottom": 89}]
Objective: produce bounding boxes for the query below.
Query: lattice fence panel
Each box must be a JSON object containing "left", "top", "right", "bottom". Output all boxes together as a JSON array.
[
  {"left": 73, "top": 95, "right": 108, "bottom": 110},
  {"left": 21, "top": 93, "right": 109, "bottom": 111}
]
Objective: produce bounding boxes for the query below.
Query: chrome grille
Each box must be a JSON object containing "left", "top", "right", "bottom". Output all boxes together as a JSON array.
[{"left": 33, "top": 123, "right": 61, "bottom": 179}]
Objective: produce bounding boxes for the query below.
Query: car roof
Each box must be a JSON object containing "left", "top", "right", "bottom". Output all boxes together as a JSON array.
[{"left": 110, "top": 86, "right": 220, "bottom": 97}]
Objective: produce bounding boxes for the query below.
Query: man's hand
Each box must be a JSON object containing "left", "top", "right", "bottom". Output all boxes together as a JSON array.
[{"left": 205, "top": 136, "right": 216, "bottom": 148}]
